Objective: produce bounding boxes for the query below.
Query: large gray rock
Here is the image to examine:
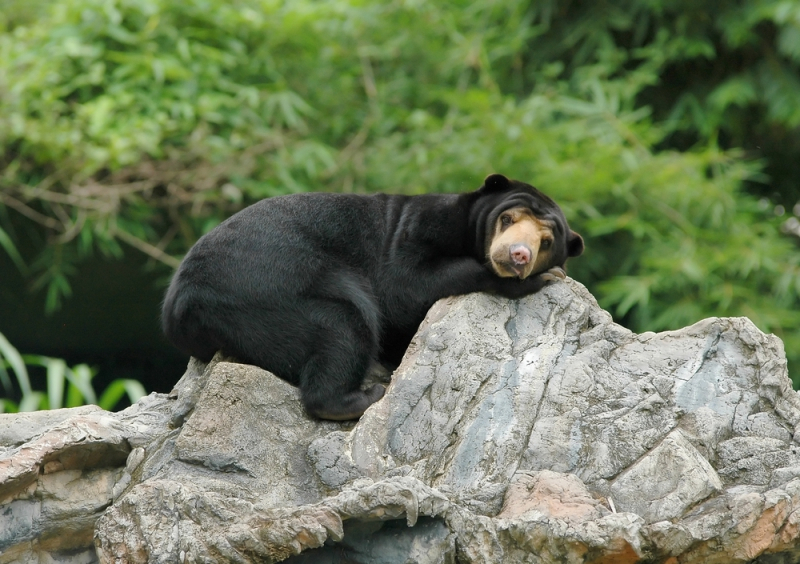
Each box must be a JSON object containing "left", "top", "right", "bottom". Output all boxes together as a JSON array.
[
  {"left": 0, "top": 401, "right": 171, "bottom": 564},
  {"left": 3, "top": 277, "right": 800, "bottom": 563}
]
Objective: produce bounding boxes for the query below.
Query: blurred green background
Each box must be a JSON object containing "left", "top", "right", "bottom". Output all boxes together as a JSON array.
[{"left": 1, "top": 0, "right": 799, "bottom": 410}]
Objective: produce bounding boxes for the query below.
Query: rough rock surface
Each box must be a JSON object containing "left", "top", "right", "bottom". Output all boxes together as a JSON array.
[
  {"left": 0, "top": 401, "right": 171, "bottom": 563},
  {"left": 3, "top": 278, "right": 800, "bottom": 563}
]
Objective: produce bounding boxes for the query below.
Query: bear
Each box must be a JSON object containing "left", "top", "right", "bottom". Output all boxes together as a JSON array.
[{"left": 161, "top": 174, "right": 583, "bottom": 420}]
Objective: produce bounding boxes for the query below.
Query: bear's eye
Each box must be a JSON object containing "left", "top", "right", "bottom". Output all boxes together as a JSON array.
[
  {"left": 541, "top": 238, "right": 553, "bottom": 250},
  {"left": 500, "top": 214, "right": 513, "bottom": 227}
]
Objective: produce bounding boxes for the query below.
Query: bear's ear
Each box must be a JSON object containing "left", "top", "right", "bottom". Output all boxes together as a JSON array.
[
  {"left": 482, "top": 174, "right": 511, "bottom": 192},
  {"left": 567, "top": 230, "right": 584, "bottom": 258}
]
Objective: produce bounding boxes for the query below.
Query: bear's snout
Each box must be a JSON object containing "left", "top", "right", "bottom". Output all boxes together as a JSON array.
[{"left": 509, "top": 243, "right": 531, "bottom": 265}]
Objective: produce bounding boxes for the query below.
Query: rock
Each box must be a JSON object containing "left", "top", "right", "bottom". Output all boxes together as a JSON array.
[
  {"left": 609, "top": 429, "right": 723, "bottom": 522},
  {"left": 497, "top": 470, "right": 606, "bottom": 523},
  {"left": 2, "top": 277, "right": 800, "bottom": 563},
  {"left": 0, "top": 397, "right": 172, "bottom": 564}
]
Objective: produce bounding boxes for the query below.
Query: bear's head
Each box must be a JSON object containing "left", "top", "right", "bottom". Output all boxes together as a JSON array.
[{"left": 472, "top": 173, "right": 583, "bottom": 279}]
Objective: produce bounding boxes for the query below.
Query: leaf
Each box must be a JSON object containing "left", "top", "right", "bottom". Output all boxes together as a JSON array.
[
  {"left": 0, "top": 399, "right": 19, "bottom": 414},
  {"left": 0, "top": 364, "right": 10, "bottom": 395},
  {"left": 0, "top": 332, "right": 31, "bottom": 396},
  {"left": 599, "top": 276, "right": 652, "bottom": 318},
  {"left": 0, "top": 225, "right": 27, "bottom": 274},
  {"left": 45, "top": 357, "right": 67, "bottom": 410},
  {"left": 97, "top": 378, "right": 146, "bottom": 410},
  {"left": 65, "top": 363, "right": 97, "bottom": 405},
  {"left": 45, "top": 274, "right": 73, "bottom": 314},
  {"left": 19, "top": 391, "right": 46, "bottom": 412}
]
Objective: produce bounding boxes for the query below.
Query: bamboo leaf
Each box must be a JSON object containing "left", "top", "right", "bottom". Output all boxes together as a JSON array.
[{"left": 0, "top": 333, "right": 31, "bottom": 396}]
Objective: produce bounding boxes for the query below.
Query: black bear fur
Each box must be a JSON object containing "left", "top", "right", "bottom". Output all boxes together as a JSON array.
[{"left": 162, "top": 174, "right": 583, "bottom": 420}]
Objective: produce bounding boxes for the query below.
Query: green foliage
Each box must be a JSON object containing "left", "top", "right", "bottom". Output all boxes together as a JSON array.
[
  {"left": 518, "top": 0, "right": 800, "bottom": 204},
  {"left": 0, "top": 0, "right": 799, "bottom": 384},
  {"left": 0, "top": 332, "right": 146, "bottom": 412}
]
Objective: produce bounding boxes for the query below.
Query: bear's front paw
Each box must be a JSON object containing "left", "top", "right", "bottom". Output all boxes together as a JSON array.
[
  {"left": 365, "top": 360, "right": 393, "bottom": 384},
  {"left": 365, "top": 383, "right": 386, "bottom": 403},
  {"left": 306, "top": 384, "right": 386, "bottom": 421},
  {"left": 539, "top": 266, "right": 566, "bottom": 283}
]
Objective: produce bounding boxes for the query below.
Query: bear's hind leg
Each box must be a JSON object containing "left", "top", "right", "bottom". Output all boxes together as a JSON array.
[{"left": 298, "top": 304, "right": 385, "bottom": 421}]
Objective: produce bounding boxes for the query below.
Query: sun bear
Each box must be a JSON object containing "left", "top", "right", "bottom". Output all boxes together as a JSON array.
[{"left": 162, "top": 174, "right": 583, "bottom": 420}]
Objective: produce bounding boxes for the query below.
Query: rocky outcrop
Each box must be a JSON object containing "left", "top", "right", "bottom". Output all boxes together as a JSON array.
[
  {"left": 0, "top": 401, "right": 170, "bottom": 563},
  {"left": 2, "top": 278, "right": 800, "bottom": 563}
]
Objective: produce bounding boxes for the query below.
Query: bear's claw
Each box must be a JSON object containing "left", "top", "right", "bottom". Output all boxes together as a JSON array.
[{"left": 540, "top": 266, "right": 566, "bottom": 282}]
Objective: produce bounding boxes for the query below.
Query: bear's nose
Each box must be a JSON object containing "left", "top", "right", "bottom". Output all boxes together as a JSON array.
[{"left": 509, "top": 244, "right": 531, "bottom": 265}]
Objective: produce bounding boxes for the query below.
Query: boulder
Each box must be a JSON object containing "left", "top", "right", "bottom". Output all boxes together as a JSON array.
[{"left": 2, "top": 278, "right": 800, "bottom": 563}]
